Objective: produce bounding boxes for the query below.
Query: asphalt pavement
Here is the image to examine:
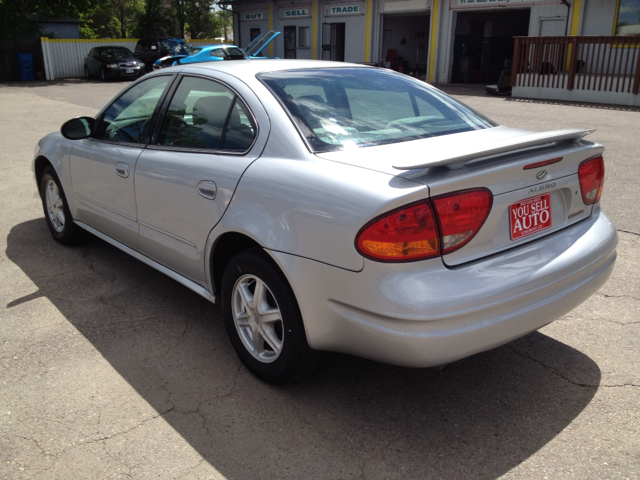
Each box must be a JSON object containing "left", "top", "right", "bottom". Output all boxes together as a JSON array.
[{"left": 0, "top": 77, "right": 638, "bottom": 479}]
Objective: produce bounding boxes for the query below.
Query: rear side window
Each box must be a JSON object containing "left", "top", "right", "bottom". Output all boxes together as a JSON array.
[
  {"left": 157, "top": 76, "right": 256, "bottom": 151},
  {"left": 259, "top": 68, "right": 496, "bottom": 152}
]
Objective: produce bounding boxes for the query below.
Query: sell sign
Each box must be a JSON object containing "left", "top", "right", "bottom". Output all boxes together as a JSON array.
[
  {"left": 284, "top": 8, "right": 310, "bottom": 17},
  {"left": 510, "top": 193, "right": 552, "bottom": 240}
]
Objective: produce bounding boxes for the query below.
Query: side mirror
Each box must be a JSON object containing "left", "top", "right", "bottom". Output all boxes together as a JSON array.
[
  {"left": 94, "top": 55, "right": 100, "bottom": 60},
  {"left": 61, "top": 117, "right": 95, "bottom": 140}
]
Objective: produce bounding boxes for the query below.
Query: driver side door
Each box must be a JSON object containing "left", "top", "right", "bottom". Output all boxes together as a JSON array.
[{"left": 69, "top": 75, "right": 173, "bottom": 248}]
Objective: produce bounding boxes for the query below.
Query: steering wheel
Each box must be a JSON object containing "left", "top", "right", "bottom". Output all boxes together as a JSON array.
[{"left": 108, "top": 128, "right": 133, "bottom": 142}]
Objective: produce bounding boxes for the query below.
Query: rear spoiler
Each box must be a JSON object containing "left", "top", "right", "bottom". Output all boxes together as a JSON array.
[{"left": 392, "top": 128, "right": 594, "bottom": 170}]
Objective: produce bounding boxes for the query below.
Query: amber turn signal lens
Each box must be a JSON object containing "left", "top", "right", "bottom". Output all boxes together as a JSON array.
[{"left": 356, "top": 201, "right": 440, "bottom": 262}]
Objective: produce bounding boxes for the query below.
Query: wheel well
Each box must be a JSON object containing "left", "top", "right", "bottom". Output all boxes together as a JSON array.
[
  {"left": 34, "top": 156, "right": 52, "bottom": 190},
  {"left": 211, "top": 233, "right": 262, "bottom": 296}
]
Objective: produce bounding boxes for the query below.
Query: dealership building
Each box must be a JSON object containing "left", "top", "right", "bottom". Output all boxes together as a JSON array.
[{"left": 227, "top": 0, "right": 640, "bottom": 83}]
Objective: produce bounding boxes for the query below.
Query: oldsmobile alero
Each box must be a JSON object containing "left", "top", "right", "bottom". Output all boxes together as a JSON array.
[{"left": 33, "top": 60, "right": 617, "bottom": 383}]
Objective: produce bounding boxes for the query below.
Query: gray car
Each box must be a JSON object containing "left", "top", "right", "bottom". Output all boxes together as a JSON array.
[{"left": 33, "top": 60, "right": 617, "bottom": 384}]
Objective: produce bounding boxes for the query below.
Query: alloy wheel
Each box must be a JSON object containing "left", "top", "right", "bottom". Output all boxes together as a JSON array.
[
  {"left": 44, "top": 178, "right": 65, "bottom": 233},
  {"left": 231, "top": 274, "right": 284, "bottom": 363}
]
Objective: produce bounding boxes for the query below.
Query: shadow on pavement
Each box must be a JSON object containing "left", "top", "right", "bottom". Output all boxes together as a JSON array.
[{"left": 6, "top": 218, "right": 601, "bottom": 479}]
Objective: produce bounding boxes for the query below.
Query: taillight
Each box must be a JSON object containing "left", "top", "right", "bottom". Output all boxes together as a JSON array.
[
  {"left": 578, "top": 155, "right": 604, "bottom": 205},
  {"left": 356, "top": 201, "right": 440, "bottom": 262},
  {"left": 356, "top": 188, "right": 493, "bottom": 262},
  {"left": 432, "top": 188, "right": 493, "bottom": 254}
]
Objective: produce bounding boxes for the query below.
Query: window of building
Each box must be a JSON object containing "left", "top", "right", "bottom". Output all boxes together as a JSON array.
[
  {"left": 614, "top": 0, "right": 640, "bottom": 35},
  {"left": 298, "top": 26, "right": 311, "bottom": 48}
]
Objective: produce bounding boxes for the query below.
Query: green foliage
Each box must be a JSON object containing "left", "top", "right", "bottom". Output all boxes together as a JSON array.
[
  {"left": 0, "top": 0, "right": 230, "bottom": 40},
  {"left": 133, "top": 0, "right": 177, "bottom": 37}
]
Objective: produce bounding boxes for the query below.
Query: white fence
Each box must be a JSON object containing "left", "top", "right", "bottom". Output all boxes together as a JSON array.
[
  {"left": 41, "top": 37, "right": 224, "bottom": 80},
  {"left": 41, "top": 38, "right": 137, "bottom": 80}
]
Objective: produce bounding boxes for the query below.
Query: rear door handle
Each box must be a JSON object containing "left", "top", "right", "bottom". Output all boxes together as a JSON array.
[
  {"left": 115, "top": 162, "right": 130, "bottom": 178},
  {"left": 197, "top": 180, "right": 217, "bottom": 200}
]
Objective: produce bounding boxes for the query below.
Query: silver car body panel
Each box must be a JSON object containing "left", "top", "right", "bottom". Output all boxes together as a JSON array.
[
  {"left": 33, "top": 60, "right": 617, "bottom": 368},
  {"left": 268, "top": 209, "right": 617, "bottom": 367},
  {"left": 212, "top": 154, "right": 427, "bottom": 273},
  {"left": 134, "top": 68, "right": 272, "bottom": 284},
  {"left": 70, "top": 140, "right": 144, "bottom": 249}
]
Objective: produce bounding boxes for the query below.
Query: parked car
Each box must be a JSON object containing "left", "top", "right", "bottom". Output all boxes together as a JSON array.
[
  {"left": 153, "top": 31, "right": 280, "bottom": 70},
  {"left": 33, "top": 60, "right": 617, "bottom": 384},
  {"left": 84, "top": 46, "right": 144, "bottom": 81},
  {"left": 134, "top": 37, "right": 190, "bottom": 72}
]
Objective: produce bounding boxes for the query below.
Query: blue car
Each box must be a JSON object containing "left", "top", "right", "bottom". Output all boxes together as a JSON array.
[{"left": 153, "top": 31, "right": 280, "bottom": 70}]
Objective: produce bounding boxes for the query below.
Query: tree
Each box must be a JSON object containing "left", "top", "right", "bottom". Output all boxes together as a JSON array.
[{"left": 134, "top": 0, "right": 176, "bottom": 37}]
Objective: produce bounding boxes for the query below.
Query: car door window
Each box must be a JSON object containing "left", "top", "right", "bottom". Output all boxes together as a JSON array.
[
  {"left": 96, "top": 76, "right": 170, "bottom": 144},
  {"left": 157, "top": 76, "right": 256, "bottom": 151}
]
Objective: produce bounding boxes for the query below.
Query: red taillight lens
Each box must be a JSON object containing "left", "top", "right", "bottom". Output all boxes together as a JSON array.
[
  {"left": 578, "top": 155, "right": 604, "bottom": 205},
  {"left": 431, "top": 188, "right": 493, "bottom": 254},
  {"left": 356, "top": 188, "right": 493, "bottom": 262},
  {"left": 356, "top": 201, "right": 440, "bottom": 262}
]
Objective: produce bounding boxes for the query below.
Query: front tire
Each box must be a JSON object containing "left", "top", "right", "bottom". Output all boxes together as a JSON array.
[
  {"left": 221, "top": 248, "right": 319, "bottom": 384},
  {"left": 84, "top": 65, "right": 90, "bottom": 79},
  {"left": 100, "top": 67, "right": 107, "bottom": 81},
  {"left": 39, "top": 166, "right": 85, "bottom": 245}
]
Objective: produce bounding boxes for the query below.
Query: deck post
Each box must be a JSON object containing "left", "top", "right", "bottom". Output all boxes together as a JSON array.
[
  {"left": 511, "top": 37, "right": 520, "bottom": 87},
  {"left": 567, "top": 36, "right": 578, "bottom": 91}
]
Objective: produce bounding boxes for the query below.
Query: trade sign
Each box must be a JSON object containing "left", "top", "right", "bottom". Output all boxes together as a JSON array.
[{"left": 328, "top": 5, "right": 363, "bottom": 14}]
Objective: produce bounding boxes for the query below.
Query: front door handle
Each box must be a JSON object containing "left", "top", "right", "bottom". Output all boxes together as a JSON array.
[
  {"left": 115, "top": 162, "right": 130, "bottom": 178},
  {"left": 197, "top": 180, "right": 217, "bottom": 200}
]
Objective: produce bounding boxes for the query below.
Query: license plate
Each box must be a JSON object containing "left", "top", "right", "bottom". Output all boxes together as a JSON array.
[
  {"left": 125, "top": 68, "right": 134, "bottom": 73},
  {"left": 510, "top": 193, "right": 552, "bottom": 240}
]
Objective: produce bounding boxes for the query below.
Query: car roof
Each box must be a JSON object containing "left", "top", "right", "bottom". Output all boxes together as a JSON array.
[{"left": 167, "top": 59, "right": 371, "bottom": 77}]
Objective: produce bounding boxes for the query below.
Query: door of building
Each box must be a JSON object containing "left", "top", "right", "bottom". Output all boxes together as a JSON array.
[
  {"left": 284, "top": 26, "right": 297, "bottom": 58},
  {"left": 322, "top": 23, "right": 345, "bottom": 61}
]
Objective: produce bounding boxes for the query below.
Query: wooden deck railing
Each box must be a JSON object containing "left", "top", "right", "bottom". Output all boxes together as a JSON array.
[{"left": 511, "top": 35, "right": 640, "bottom": 95}]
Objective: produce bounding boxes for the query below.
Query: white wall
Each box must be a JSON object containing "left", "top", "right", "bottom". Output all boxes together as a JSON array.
[{"left": 41, "top": 38, "right": 224, "bottom": 80}]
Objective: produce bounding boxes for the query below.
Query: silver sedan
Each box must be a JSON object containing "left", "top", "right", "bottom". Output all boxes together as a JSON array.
[{"left": 33, "top": 60, "right": 617, "bottom": 383}]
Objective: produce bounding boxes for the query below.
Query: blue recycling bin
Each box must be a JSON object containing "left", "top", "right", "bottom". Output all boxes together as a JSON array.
[{"left": 17, "top": 53, "right": 35, "bottom": 81}]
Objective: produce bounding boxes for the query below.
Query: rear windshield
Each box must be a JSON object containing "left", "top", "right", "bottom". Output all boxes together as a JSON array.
[{"left": 259, "top": 68, "right": 496, "bottom": 152}]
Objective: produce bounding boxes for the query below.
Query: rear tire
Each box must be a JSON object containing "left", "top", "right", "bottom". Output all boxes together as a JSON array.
[
  {"left": 39, "top": 166, "right": 85, "bottom": 245},
  {"left": 221, "top": 248, "right": 320, "bottom": 384}
]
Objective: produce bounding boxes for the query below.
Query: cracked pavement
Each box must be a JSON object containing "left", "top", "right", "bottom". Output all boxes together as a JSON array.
[{"left": 1, "top": 80, "right": 639, "bottom": 479}]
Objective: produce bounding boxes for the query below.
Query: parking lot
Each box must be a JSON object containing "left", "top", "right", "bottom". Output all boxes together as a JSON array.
[{"left": 0, "top": 78, "right": 638, "bottom": 479}]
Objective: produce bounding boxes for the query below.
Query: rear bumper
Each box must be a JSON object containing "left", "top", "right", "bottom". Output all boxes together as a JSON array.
[{"left": 269, "top": 209, "right": 617, "bottom": 367}]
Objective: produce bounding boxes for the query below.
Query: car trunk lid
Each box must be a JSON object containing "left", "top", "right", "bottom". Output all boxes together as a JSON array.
[{"left": 316, "top": 126, "right": 604, "bottom": 266}]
